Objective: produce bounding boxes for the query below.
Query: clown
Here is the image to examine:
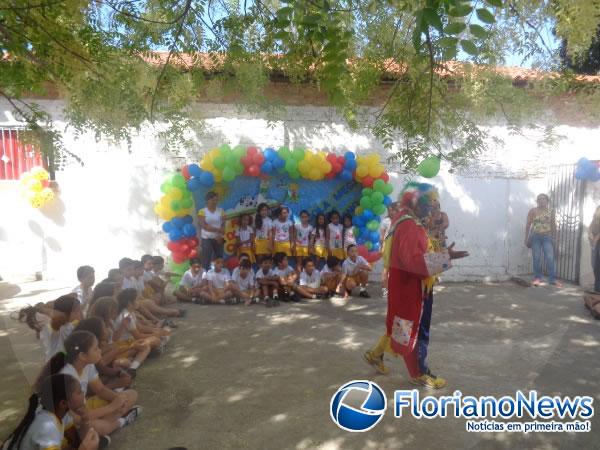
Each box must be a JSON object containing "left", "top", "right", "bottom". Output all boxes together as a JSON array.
[{"left": 363, "top": 182, "right": 469, "bottom": 389}]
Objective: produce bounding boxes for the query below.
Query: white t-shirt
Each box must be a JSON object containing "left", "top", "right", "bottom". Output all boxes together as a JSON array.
[
  {"left": 180, "top": 269, "right": 204, "bottom": 289},
  {"left": 40, "top": 322, "right": 75, "bottom": 362},
  {"left": 380, "top": 217, "right": 392, "bottom": 237},
  {"left": 272, "top": 266, "right": 295, "bottom": 278},
  {"left": 295, "top": 223, "right": 313, "bottom": 247},
  {"left": 60, "top": 363, "right": 99, "bottom": 397},
  {"left": 142, "top": 270, "right": 154, "bottom": 283},
  {"left": 255, "top": 217, "right": 272, "bottom": 240},
  {"left": 328, "top": 223, "right": 344, "bottom": 249},
  {"left": 255, "top": 268, "right": 275, "bottom": 279},
  {"left": 313, "top": 228, "right": 326, "bottom": 247},
  {"left": 16, "top": 409, "right": 74, "bottom": 450},
  {"left": 342, "top": 256, "right": 370, "bottom": 276},
  {"left": 203, "top": 268, "right": 231, "bottom": 289},
  {"left": 272, "top": 219, "right": 293, "bottom": 242},
  {"left": 343, "top": 227, "right": 357, "bottom": 248},
  {"left": 299, "top": 269, "right": 321, "bottom": 288},
  {"left": 71, "top": 285, "right": 92, "bottom": 310},
  {"left": 235, "top": 226, "right": 254, "bottom": 245},
  {"left": 122, "top": 276, "right": 138, "bottom": 292},
  {"left": 198, "top": 207, "right": 224, "bottom": 239},
  {"left": 232, "top": 270, "right": 255, "bottom": 291},
  {"left": 113, "top": 310, "right": 137, "bottom": 341}
]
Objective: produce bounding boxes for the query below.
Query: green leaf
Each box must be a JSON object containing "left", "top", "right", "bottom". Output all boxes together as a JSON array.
[
  {"left": 276, "top": 6, "right": 293, "bottom": 19},
  {"left": 442, "top": 46, "right": 458, "bottom": 60},
  {"left": 423, "top": 8, "right": 443, "bottom": 32},
  {"left": 444, "top": 22, "right": 466, "bottom": 34},
  {"left": 485, "top": 0, "right": 503, "bottom": 7},
  {"left": 302, "top": 14, "right": 322, "bottom": 24},
  {"left": 476, "top": 8, "right": 495, "bottom": 24},
  {"left": 460, "top": 39, "right": 478, "bottom": 55},
  {"left": 469, "top": 24, "right": 488, "bottom": 38},
  {"left": 412, "top": 28, "right": 422, "bottom": 51},
  {"left": 439, "top": 36, "right": 459, "bottom": 48},
  {"left": 448, "top": 4, "right": 472, "bottom": 17}
]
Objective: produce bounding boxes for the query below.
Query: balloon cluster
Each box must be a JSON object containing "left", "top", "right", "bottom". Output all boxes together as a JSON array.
[
  {"left": 182, "top": 163, "right": 215, "bottom": 191},
  {"left": 20, "top": 166, "right": 55, "bottom": 208},
  {"left": 199, "top": 144, "right": 247, "bottom": 182},
  {"left": 154, "top": 173, "right": 195, "bottom": 221},
  {"left": 575, "top": 158, "right": 600, "bottom": 181},
  {"left": 163, "top": 216, "right": 199, "bottom": 263}
]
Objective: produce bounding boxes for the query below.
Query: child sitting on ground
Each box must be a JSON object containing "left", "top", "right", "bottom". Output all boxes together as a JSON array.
[
  {"left": 272, "top": 252, "right": 298, "bottom": 301},
  {"left": 342, "top": 244, "right": 372, "bottom": 299},
  {"left": 38, "top": 294, "right": 82, "bottom": 361},
  {"left": 230, "top": 259, "right": 259, "bottom": 306},
  {"left": 176, "top": 257, "right": 211, "bottom": 304},
  {"left": 203, "top": 256, "right": 236, "bottom": 304},
  {"left": 294, "top": 258, "right": 329, "bottom": 300},
  {"left": 132, "top": 260, "right": 184, "bottom": 320},
  {"left": 72, "top": 265, "right": 95, "bottom": 313},
  {"left": 3, "top": 373, "right": 102, "bottom": 450},
  {"left": 255, "top": 256, "right": 280, "bottom": 308},
  {"left": 320, "top": 256, "right": 344, "bottom": 297}
]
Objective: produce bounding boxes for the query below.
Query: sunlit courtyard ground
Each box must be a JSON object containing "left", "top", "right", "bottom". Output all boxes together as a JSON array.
[{"left": 1, "top": 279, "right": 599, "bottom": 449}]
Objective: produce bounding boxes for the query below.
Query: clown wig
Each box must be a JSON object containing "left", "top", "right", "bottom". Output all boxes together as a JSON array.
[{"left": 398, "top": 181, "right": 438, "bottom": 209}]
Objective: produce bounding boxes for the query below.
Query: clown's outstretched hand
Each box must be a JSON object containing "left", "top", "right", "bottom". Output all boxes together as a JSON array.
[{"left": 447, "top": 242, "right": 469, "bottom": 260}]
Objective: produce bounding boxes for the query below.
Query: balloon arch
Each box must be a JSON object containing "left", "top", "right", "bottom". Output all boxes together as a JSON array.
[{"left": 154, "top": 145, "right": 400, "bottom": 280}]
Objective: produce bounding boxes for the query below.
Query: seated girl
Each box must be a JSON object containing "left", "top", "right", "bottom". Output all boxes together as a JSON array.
[
  {"left": 203, "top": 257, "right": 236, "bottom": 304},
  {"left": 39, "top": 295, "right": 82, "bottom": 361},
  {"left": 175, "top": 257, "right": 211, "bottom": 304},
  {"left": 230, "top": 259, "right": 259, "bottom": 306},
  {"left": 255, "top": 256, "right": 280, "bottom": 308}
]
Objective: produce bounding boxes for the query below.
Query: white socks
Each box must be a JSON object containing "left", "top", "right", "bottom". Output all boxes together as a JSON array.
[{"left": 130, "top": 361, "right": 140, "bottom": 370}]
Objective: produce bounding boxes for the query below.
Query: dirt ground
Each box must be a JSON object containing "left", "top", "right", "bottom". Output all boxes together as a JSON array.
[{"left": 0, "top": 279, "right": 599, "bottom": 450}]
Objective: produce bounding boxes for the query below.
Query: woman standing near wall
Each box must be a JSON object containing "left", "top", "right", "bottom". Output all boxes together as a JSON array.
[
  {"left": 588, "top": 206, "right": 600, "bottom": 293},
  {"left": 198, "top": 191, "right": 225, "bottom": 270},
  {"left": 426, "top": 198, "right": 449, "bottom": 248},
  {"left": 525, "top": 193, "right": 562, "bottom": 287}
]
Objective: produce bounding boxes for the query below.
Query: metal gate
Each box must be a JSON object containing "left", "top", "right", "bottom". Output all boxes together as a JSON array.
[{"left": 546, "top": 164, "right": 585, "bottom": 283}]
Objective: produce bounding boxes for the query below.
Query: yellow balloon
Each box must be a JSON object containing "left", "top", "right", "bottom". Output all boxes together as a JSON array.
[
  {"left": 356, "top": 165, "right": 368, "bottom": 178},
  {"left": 355, "top": 206, "right": 364, "bottom": 215},
  {"left": 309, "top": 168, "right": 320, "bottom": 179},
  {"left": 31, "top": 166, "right": 49, "bottom": 181},
  {"left": 323, "top": 161, "right": 332, "bottom": 173},
  {"left": 214, "top": 172, "right": 223, "bottom": 183},
  {"left": 28, "top": 178, "right": 43, "bottom": 192},
  {"left": 168, "top": 188, "right": 183, "bottom": 200},
  {"left": 29, "top": 192, "right": 44, "bottom": 208},
  {"left": 368, "top": 165, "right": 383, "bottom": 177},
  {"left": 40, "top": 187, "right": 54, "bottom": 203}
]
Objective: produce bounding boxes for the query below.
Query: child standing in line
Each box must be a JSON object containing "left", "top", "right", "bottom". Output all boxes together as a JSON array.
[
  {"left": 272, "top": 206, "right": 294, "bottom": 257},
  {"left": 311, "top": 213, "right": 328, "bottom": 267},
  {"left": 235, "top": 213, "right": 256, "bottom": 263},
  {"left": 230, "top": 259, "right": 259, "bottom": 306},
  {"left": 272, "top": 252, "right": 298, "bottom": 301},
  {"left": 319, "top": 256, "right": 345, "bottom": 297},
  {"left": 72, "top": 265, "right": 95, "bottom": 313},
  {"left": 294, "top": 258, "right": 329, "bottom": 300},
  {"left": 3, "top": 374, "right": 101, "bottom": 450},
  {"left": 203, "top": 256, "right": 236, "bottom": 304},
  {"left": 342, "top": 244, "right": 372, "bottom": 299},
  {"left": 176, "top": 258, "right": 211, "bottom": 304},
  {"left": 39, "top": 295, "right": 82, "bottom": 361},
  {"left": 294, "top": 210, "right": 314, "bottom": 272},
  {"left": 255, "top": 256, "right": 280, "bottom": 308},
  {"left": 342, "top": 214, "right": 357, "bottom": 256},
  {"left": 254, "top": 203, "right": 273, "bottom": 262},
  {"left": 327, "top": 211, "right": 345, "bottom": 260}
]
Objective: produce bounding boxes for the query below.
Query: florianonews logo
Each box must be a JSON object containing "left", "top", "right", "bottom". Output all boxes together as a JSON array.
[{"left": 330, "top": 380, "right": 387, "bottom": 432}]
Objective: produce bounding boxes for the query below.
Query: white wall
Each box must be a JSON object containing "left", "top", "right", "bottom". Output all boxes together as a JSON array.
[{"left": 1, "top": 99, "right": 599, "bottom": 284}]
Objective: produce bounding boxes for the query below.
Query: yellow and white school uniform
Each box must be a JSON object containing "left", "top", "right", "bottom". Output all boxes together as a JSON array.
[
  {"left": 60, "top": 363, "right": 108, "bottom": 410},
  {"left": 254, "top": 217, "right": 273, "bottom": 257},
  {"left": 343, "top": 226, "right": 357, "bottom": 256},
  {"left": 299, "top": 269, "right": 321, "bottom": 289},
  {"left": 232, "top": 268, "right": 256, "bottom": 295},
  {"left": 235, "top": 225, "right": 255, "bottom": 262},
  {"left": 272, "top": 219, "right": 293, "bottom": 256},
  {"left": 311, "top": 229, "right": 327, "bottom": 258},
  {"left": 203, "top": 268, "right": 231, "bottom": 297},
  {"left": 294, "top": 223, "right": 313, "bottom": 257},
  {"left": 328, "top": 223, "right": 345, "bottom": 259},
  {"left": 40, "top": 322, "right": 76, "bottom": 362},
  {"left": 17, "top": 409, "right": 75, "bottom": 450},
  {"left": 342, "top": 255, "right": 370, "bottom": 283}
]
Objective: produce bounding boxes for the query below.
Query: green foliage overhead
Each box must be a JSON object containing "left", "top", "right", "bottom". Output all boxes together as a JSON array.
[{"left": 0, "top": 0, "right": 599, "bottom": 170}]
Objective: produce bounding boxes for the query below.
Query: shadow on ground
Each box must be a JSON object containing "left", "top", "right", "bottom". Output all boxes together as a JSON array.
[{"left": 1, "top": 281, "right": 599, "bottom": 449}]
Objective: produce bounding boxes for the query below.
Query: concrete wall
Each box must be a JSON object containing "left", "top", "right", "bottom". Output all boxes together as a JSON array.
[{"left": 1, "top": 99, "right": 600, "bottom": 285}]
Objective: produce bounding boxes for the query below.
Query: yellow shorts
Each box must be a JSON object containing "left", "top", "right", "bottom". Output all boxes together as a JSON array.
[
  {"left": 274, "top": 241, "right": 292, "bottom": 256},
  {"left": 295, "top": 245, "right": 309, "bottom": 257},
  {"left": 87, "top": 395, "right": 109, "bottom": 410},
  {"left": 115, "top": 338, "right": 135, "bottom": 358},
  {"left": 330, "top": 248, "right": 345, "bottom": 260},
  {"left": 312, "top": 245, "right": 327, "bottom": 258},
  {"left": 254, "top": 238, "right": 271, "bottom": 256},
  {"left": 238, "top": 246, "right": 255, "bottom": 263}
]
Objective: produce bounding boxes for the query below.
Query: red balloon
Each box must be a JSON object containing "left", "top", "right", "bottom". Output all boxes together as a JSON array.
[
  {"left": 337, "top": 156, "right": 345, "bottom": 165},
  {"left": 179, "top": 244, "right": 190, "bottom": 254},
  {"left": 225, "top": 256, "right": 239, "bottom": 271},
  {"left": 189, "top": 248, "right": 198, "bottom": 259},
  {"left": 333, "top": 163, "right": 343, "bottom": 173},
  {"left": 253, "top": 153, "right": 265, "bottom": 165},
  {"left": 190, "top": 237, "right": 199, "bottom": 247},
  {"left": 326, "top": 153, "right": 336, "bottom": 163},
  {"left": 167, "top": 241, "right": 179, "bottom": 252},
  {"left": 181, "top": 165, "right": 191, "bottom": 180},
  {"left": 366, "top": 251, "right": 381, "bottom": 263},
  {"left": 379, "top": 172, "right": 390, "bottom": 182},
  {"left": 41, "top": 179, "right": 49, "bottom": 188},
  {"left": 357, "top": 245, "right": 369, "bottom": 258},
  {"left": 248, "top": 165, "right": 260, "bottom": 177},
  {"left": 172, "top": 252, "right": 186, "bottom": 264},
  {"left": 325, "top": 172, "right": 336, "bottom": 180},
  {"left": 362, "top": 176, "right": 375, "bottom": 187},
  {"left": 247, "top": 146, "right": 258, "bottom": 155}
]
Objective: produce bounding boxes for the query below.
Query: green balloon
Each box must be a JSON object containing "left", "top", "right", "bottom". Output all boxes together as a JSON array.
[
  {"left": 278, "top": 146, "right": 291, "bottom": 159},
  {"left": 169, "top": 261, "right": 189, "bottom": 273},
  {"left": 227, "top": 153, "right": 239, "bottom": 166},
  {"left": 367, "top": 220, "right": 378, "bottom": 231},
  {"left": 171, "top": 200, "right": 181, "bottom": 211},
  {"left": 235, "top": 163, "right": 244, "bottom": 174},
  {"left": 290, "top": 169, "right": 301, "bottom": 179},
  {"left": 214, "top": 155, "right": 226, "bottom": 170},
  {"left": 362, "top": 188, "right": 373, "bottom": 197},
  {"left": 233, "top": 145, "right": 246, "bottom": 157},
  {"left": 160, "top": 182, "right": 172, "bottom": 193},
  {"left": 292, "top": 148, "right": 305, "bottom": 161},
  {"left": 417, "top": 156, "right": 441, "bottom": 178},
  {"left": 353, "top": 226, "right": 360, "bottom": 237},
  {"left": 371, "top": 191, "right": 384, "bottom": 204},
  {"left": 181, "top": 197, "right": 193, "bottom": 209},
  {"left": 373, "top": 179, "right": 386, "bottom": 192},
  {"left": 373, "top": 204, "right": 386, "bottom": 215},
  {"left": 285, "top": 159, "right": 298, "bottom": 172},
  {"left": 172, "top": 174, "right": 186, "bottom": 188},
  {"left": 383, "top": 183, "right": 394, "bottom": 195},
  {"left": 219, "top": 144, "right": 232, "bottom": 153},
  {"left": 360, "top": 196, "right": 371, "bottom": 210},
  {"left": 365, "top": 241, "right": 373, "bottom": 250},
  {"left": 223, "top": 166, "right": 235, "bottom": 182}
]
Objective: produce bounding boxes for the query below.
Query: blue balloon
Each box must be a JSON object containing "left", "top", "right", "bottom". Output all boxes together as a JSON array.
[
  {"left": 383, "top": 195, "right": 392, "bottom": 206},
  {"left": 357, "top": 237, "right": 366, "bottom": 245},
  {"left": 344, "top": 151, "right": 356, "bottom": 161},
  {"left": 183, "top": 215, "right": 193, "bottom": 224},
  {"left": 591, "top": 170, "right": 600, "bottom": 182},
  {"left": 264, "top": 148, "right": 277, "bottom": 161},
  {"left": 370, "top": 231, "right": 380, "bottom": 242},
  {"left": 363, "top": 209, "right": 374, "bottom": 221},
  {"left": 354, "top": 216, "right": 365, "bottom": 227},
  {"left": 344, "top": 159, "right": 357, "bottom": 171},
  {"left": 188, "top": 164, "right": 202, "bottom": 178},
  {"left": 273, "top": 157, "right": 285, "bottom": 169},
  {"left": 340, "top": 170, "right": 353, "bottom": 181},
  {"left": 360, "top": 228, "right": 371, "bottom": 240},
  {"left": 162, "top": 221, "right": 173, "bottom": 233},
  {"left": 183, "top": 223, "right": 196, "bottom": 237},
  {"left": 261, "top": 161, "right": 274, "bottom": 174},
  {"left": 169, "top": 229, "right": 183, "bottom": 241},
  {"left": 372, "top": 242, "right": 380, "bottom": 251},
  {"left": 187, "top": 178, "right": 200, "bottom": 191},
  {"left": 172, "top": 217, "right": 185, "bottom": 229},
  {"left": 199, "top": 171, "right": 215, "bottom": 187}
]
